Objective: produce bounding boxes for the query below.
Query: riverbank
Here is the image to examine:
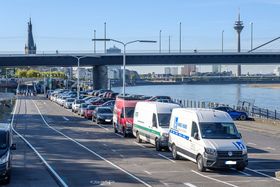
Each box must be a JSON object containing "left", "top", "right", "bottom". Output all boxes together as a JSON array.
[{"left": 249, "top": 84, "right": 280, "bottom": 89}]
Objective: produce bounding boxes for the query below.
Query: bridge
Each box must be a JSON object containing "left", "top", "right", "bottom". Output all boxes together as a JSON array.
[
  {"left": 1, "top": 52, "right": 280, "bottom": 89},
  {"left": 0, "top": 52, "right": 280, "bottom": 66}
]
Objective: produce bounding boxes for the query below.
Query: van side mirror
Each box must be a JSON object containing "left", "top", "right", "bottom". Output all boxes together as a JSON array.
[
  {"left": 194, "top": 132, "right": 200, "bottom": 140},
  {"left": 239, "top": 133, "right": 242, "bottom": 138},
  {"left": 11, "top": 143, "right": 16, "bottom": 150},
  {"left": 120, "top": 113, "right": 124, "bottom": 118}
]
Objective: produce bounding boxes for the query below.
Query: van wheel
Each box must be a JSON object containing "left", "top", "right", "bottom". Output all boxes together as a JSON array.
[
  {"left": 172, "top": 144, "right": 179, "bottom": 160},
  {"left": 236, "top": 164, "right": 245, "bottom": 171},
  {"left": 3, "top": 172, "right": 10, "bottom": 184},
  {"left": 197, "top": 155, "right": 206, "bottom": 172},
  {"left": 122, "top": 127, "right": 127, "bottom": 138},
  {"left": 136, "top": 132, "right": 142, "bottom": 143},
  {"left": 113, "top": 123, "right": 118, "bottom": 133},
  {"left": 155, "top": 139, "right": 161, "bottom": 151}
]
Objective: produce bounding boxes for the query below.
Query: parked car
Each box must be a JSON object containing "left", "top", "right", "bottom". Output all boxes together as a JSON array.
[
  {"left": 92, "top": 107, "right": 113, "bottom": 124},
  {"left": 78, "top": 103, "right": 89, "bottom": 116},
  {"left": 72, "top": 99, "right": 85, "bottom": 113},
  {"left": 64, "top": 98, "right": 75, "bottom": 109},
  {"left": 90, "top": 98, "right": 112, "bottom": 105},
  {"left": 213, "top": 106, "right": 248, "bottom": 120},
  {"left": 101, "top": 100, "right": 115, "bottom": 110},
  {"left": 147, "top": 96, "right": 172, "bottom": 102},
  {"left": 84, "top": 105, "right": 98, "bottom": 119}
]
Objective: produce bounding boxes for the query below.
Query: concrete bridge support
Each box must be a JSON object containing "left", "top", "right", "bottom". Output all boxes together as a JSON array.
[{"left": 92, "top": 65, "right": 108, "bottom": 90}]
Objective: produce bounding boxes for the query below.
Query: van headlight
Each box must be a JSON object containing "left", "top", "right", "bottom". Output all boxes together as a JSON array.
[
  {"left": 204, "top": 148, "right": 217, "bottom": 156},
  {"left": 242, "top": 149, "right": 247, "bottom": 155},
  {"left": 126, "top": 123, "right": 132, "bottom": 128},
  {"left": 0, "top": 152, "right": 9, "bottom": 164}
]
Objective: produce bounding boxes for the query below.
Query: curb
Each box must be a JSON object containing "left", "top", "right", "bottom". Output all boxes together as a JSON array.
[{"left": 276, "top": 171, "right": 280, "bottom": 179}]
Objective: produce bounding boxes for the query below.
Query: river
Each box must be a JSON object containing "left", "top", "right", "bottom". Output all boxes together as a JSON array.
[{"left": 112, "top": 84, "right": 280, "bottom": 111}]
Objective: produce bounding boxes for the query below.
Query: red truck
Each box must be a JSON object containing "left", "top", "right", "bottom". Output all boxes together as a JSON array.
[{"left": 113, "top": 96, "right": 144, "bottom": 137}]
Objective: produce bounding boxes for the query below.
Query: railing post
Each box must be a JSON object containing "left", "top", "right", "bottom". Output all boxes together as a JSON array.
[
  {"left": 183, "top": 100, "right": 186, "bottom": 107},
  {"left": 267, "top": 109, "right": 269, "bottom": 119},
  {"left": 275, "top": 110, "right": 277, "bottom": 120},
  {"left": 187, "top": 100, "right": 189, "bottom": 107},
  {"left": 190, "top": 101, "right": 193, "bottom": 108},
  {"left": 259, "top": 108, "right": 261, "bottom": 117}
]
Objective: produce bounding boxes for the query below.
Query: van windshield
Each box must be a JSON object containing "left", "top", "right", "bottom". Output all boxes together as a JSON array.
[
  {"left": 0, "top": 131, "right": 8, "bottom": 149},
  {"left": 124, "top": 107, "right": 134, "bottom": 118},
  {"left": 199, "top": 122, "right": 240, "bottom": 139},
  {"left": 158, "top": 113, "right": 171, "bottom": 127}
]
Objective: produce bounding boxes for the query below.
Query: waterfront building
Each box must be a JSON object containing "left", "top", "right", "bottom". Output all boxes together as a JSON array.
[
  {"left": 181, "top": 65, "right": 196, "bottom": 76},
  {"left": 73, "top": 68, "right": 92, "bottom": 80},
  {"left": 25, "top": 18, "right": 36, "bottom": 54},
  {"left": 212, "top": 65, "right": 221, "bottom": 73},
  {"left": 164, "top": 67, "right": 171, "bottom": 75},
  {"left": 274, "top": 66, "right": 280, "bottom": 76}
]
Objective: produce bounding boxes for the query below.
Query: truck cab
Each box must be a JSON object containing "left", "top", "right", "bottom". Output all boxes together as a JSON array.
[{"left": 168, "top": 108, "right": 248, "bottom": 172}]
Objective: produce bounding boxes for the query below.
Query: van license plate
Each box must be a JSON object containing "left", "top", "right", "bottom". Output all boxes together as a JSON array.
[
  {"left": 105, "top": 119, "right": 111, "bottom": 122},
  {"left": 225, "top": 161, "right": 237, "bottom": 165}
]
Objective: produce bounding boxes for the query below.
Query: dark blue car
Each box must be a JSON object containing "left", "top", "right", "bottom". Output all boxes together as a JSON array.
[{"left": 213, "top": 106, "right": 248, "bottom": 120}]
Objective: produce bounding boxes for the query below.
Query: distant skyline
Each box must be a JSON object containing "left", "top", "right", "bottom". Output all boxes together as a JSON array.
[{"left": 0, "top": 0, "right": 280, "bottom": 74}]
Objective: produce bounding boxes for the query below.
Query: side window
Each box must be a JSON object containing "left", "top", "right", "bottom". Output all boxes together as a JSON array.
[
  {"left": 152, "top": 113, "right": 157, "bottom": 127},
  {"left": 191, "top": 122, "right": 198, "bottom": 137}
]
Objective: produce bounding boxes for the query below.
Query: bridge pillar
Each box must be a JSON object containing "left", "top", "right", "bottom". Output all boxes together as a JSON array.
[{"left": 92, "top": 65, "right": 108, "bottom": 90}]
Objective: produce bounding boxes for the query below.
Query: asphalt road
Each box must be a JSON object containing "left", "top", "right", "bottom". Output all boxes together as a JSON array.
[{"left": 9, "top": 96, "right": 280, "bottom": 187}]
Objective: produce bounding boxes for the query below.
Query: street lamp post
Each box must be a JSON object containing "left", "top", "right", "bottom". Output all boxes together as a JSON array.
[
  {"left": 222, "top": 30, "right": 224, "bottom": 53},
  {"left": 159, "top": 30, "right": 162, "bottom": 53},
  {"left": 92, "top": 38, "right": 156, "bottom": 96}
]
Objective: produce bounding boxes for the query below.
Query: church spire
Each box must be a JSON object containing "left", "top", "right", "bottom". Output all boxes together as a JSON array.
[{"left": 25, "top": 18, "right": 36, "bottom": 54}]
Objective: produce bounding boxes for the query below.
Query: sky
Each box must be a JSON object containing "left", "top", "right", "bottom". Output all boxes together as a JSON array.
[{"left": 0, "top": 0, "right": 280, "bottom": 74}]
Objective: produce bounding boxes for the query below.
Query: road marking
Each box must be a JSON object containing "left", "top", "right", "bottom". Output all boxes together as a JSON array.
[
  {"left": 63, "top": 116, "right": 69, "bottom": 121},
  {"left": 11, "top": 99, "right": 68, "bottom": 187},
  {"left": 96, "top": 124, "right": 109, "bottom": 131},
  {"left": 184, "top": 183, "right": 197, "bottom": 187},
  {"left": 103, "top": 143, "right": 108, "bottom": 147},
  {"left": 249, "top": 160, "right": 280, "bottom": 163},
  {"left": 158, "top": 153, "right": 176, "bottom": 163},
  {"left": 32, "top": 100, "right": 152, "bottom": 187},
  {"left": 266, "top": 147, "right": 276, "bottom": 151},
  {"left": 115, "top": 133, "right": 124, "bottom": 138},
  {"left": 249, "top": 153, "right": 280, "bottom": 156},
  {"left": 254, "top": 169, "right": 278, "bottom": 172},
  {"left": 119, "top": 154, "right": 124, "bottom": 158},
  {"left": 144, "top": 170, "right": 152, "bottom": 175},
  {"left": 236, "top": 170, "right": 252, "bottom": 176},
  {"left": 247, "top": 142, "right": 257, "bottom": 146},
  {"left": 111, "top": 149, "right": 117, "bottom": 152},
  {"left": 245, "top": 167, "right": 280, "bottom": 182},
  {"left": 133, "top": 141, "right": 146, "bottom": 148},
  {"left": 191, "top": 170, "right": 239, "bottom": 187}
]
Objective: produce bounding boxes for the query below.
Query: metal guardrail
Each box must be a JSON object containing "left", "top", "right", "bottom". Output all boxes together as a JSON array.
[{"left": 172, "top": 98, "right": 280, "bottom": 121}]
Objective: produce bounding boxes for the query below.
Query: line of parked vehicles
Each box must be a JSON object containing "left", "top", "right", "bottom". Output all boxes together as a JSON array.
[{"left": 47, "top": 89, "right": 249, "bottom": 172}]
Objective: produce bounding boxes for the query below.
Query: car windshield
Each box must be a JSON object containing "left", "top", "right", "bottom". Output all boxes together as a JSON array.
[
  {"left": 199, "top": 122, "right": 240, "bottom": 139},
  {"left": 0, "top": 131, "right": 8, "bottom": 149},
  {"left": 157, "top": 113, "right": 171, "bottom": 127},
  {"left": 76, "top": 100, "right": 85, "bottom": 104},
  {"left": 124, "top": 107, "right": 134, "bottom": 118},
  {"left": 81, "top": 104, "right": 88, "bottom": 108},
  {"left": 98, "top": 108, "right": 112, "bottom": 113},
  {"left": 88, "top": 105, "right": 96, "bottom": 110}
]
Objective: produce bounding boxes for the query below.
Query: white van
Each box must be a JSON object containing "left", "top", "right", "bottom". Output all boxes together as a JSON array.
[
  {"left": 168, "top": 108, "right": 248, "bottom": 171},
  {"left": 133, "top": 102, "right": 180, "bottom": 151},
  {"left": 0, "top": 123, "right": 16, "bottom": 183}
]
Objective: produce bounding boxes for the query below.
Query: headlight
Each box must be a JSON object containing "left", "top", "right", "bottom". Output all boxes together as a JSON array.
[
  {"left": 242, "top": 149, "right": 247, "bottom": 155},
  {"left": 126, "top": 123, "right": 132, "bottom": 127},
  {"left": 204, "top": 148, "right": 217, "bottom": 156},
  {"left": 0, "top": 151, "right": 9, "bottom": 164}
]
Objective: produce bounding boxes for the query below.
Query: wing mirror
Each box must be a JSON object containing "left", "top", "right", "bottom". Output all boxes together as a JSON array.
[
  {"left": 11, "top": 143, "right": 16, "bottom": 150},
  {"left": 194, "top": 132, "right": 200, "bottom": 140}
]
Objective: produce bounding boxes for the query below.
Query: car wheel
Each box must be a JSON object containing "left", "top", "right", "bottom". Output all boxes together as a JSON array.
[
  {"left": 172, "top": 144, "right": 179, "bottom": 160},
  {"left": 122, "top": 127, "right": 127, "bottom": 138},
  {"left": 239, "top": 114, "right": 247, "bottom": 121},
  {"left": 136, "top": 132, "right": 142, "bottom": 143},
  {"left": 197, "top": 155, "right": 206, "bottom": 172},
  {"left": 155, "top": 138, "right": 161, "bottom": 151}
]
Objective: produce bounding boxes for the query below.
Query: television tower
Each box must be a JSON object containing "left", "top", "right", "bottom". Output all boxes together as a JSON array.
[{"left": 234, "top": 11, "right": 244, "bottom": 76}]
